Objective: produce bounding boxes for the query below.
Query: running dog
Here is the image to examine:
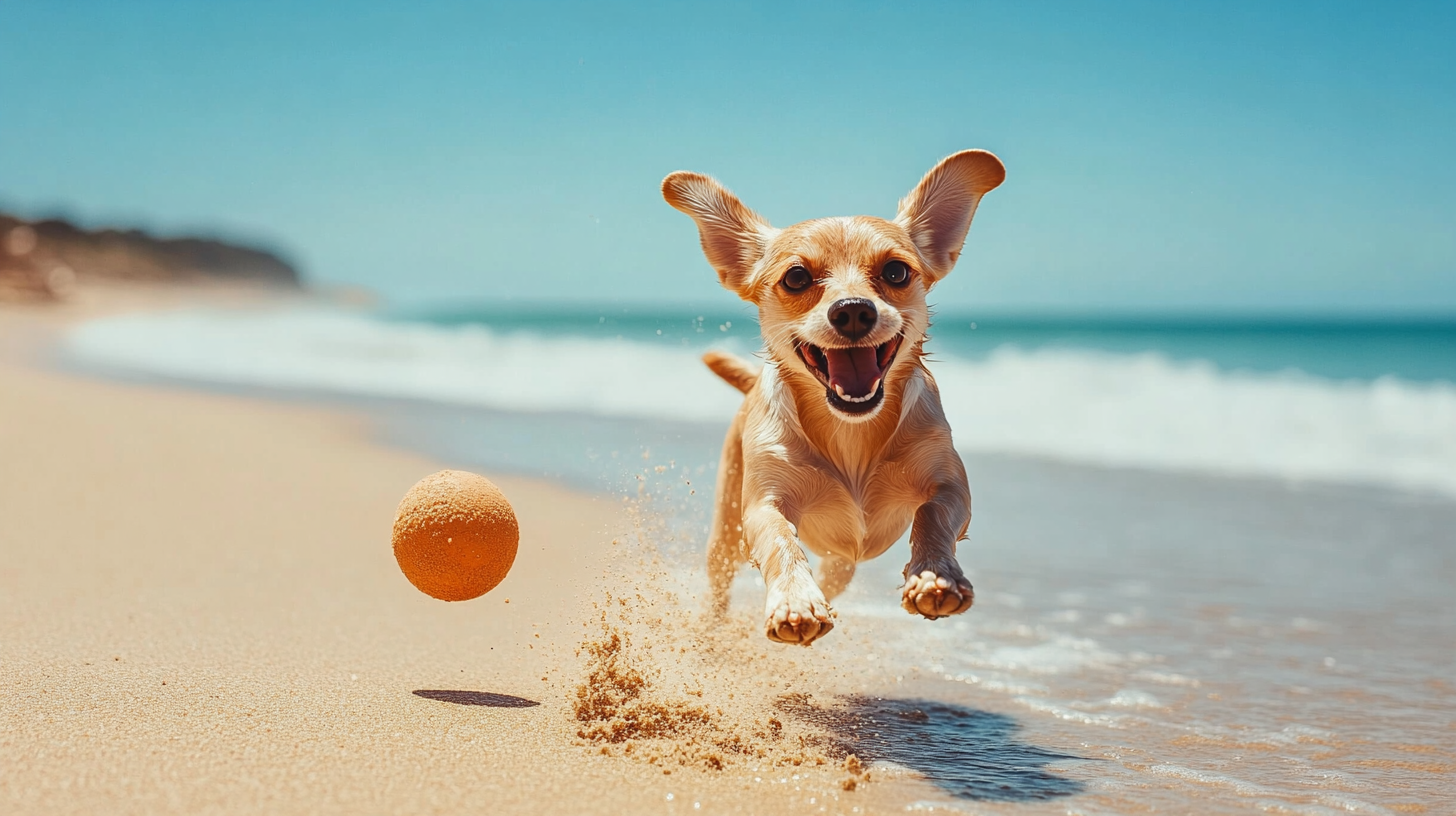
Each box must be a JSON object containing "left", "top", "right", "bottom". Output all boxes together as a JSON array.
[{"left": 662, "top": 149, "right": 1005, "bottom": 645}]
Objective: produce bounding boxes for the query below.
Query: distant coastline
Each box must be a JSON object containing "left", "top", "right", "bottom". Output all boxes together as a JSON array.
[{"left": 0, "top": 212, "right": 299, "bottom": 301}]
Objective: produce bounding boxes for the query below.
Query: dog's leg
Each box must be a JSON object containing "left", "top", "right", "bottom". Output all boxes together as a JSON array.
[
  {"left": 902, "top": 484, "right": 975, "bottom": 619},
  {"left": 816, "top": 555, "right": 857, "bottom": 601},
  {"left": 706, "top": 412, "right": 747, "bottom": 615},
  {"left": 743, "top": 503, "right": 835, "bottom": 645}
]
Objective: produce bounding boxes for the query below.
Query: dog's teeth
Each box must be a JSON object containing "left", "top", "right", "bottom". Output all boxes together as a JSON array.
[
  {"left": 869, "top": 377, "right": 881, "bottom": 393},
  {"left": 832, "top": 384, "right": 877, "bottom": 404}
]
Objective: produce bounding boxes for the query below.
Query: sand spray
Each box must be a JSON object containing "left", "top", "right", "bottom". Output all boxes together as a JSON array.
[{"left": 564, "top": 463, "right": 872, "bottom": 786}]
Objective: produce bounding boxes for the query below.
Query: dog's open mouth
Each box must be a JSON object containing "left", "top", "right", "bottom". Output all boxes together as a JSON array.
[{"left": 795, "top": 335, "right": 903, "bottom": 416}]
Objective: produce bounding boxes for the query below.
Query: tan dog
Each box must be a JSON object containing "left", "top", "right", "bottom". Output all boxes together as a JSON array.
[{"left": 662, "top": 150, "right": 1006, "bottom": 645}]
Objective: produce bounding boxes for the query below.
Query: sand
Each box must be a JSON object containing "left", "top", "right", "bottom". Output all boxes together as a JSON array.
[
  {"left": 0, "top": 288, "right": 919, "bottom": 815},
  {"left": 15, "top": 286, "right": 1447, "bottom": 813}
]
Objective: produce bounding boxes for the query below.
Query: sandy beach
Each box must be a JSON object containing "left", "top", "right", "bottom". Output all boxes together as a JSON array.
[
  {"left": 0, "top": 289, "right": 871, "bottom": 815},
  {"left": 4, "top": 287, "right": 1454, "bottom": 815},
  {"left": 5, "top": 297, "right": 589, "bottom": 811}
]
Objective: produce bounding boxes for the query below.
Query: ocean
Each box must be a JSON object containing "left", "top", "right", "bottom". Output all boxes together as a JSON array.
[
  {"left": 66, "top": 303, "right": 1456, "bottom": 497},
  {"left": 62, "top": 302, "right": 1456, "bottom": 813}
]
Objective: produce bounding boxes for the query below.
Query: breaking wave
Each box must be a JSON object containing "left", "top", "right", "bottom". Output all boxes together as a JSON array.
[{"left": 67, "top": 307, "right": 1456, "bottom": 497}]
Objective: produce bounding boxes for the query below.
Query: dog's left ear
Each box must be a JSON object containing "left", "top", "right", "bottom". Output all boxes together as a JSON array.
[
  {"left": 662, "top": 171, "right": 776, "bottom": 300},
  {"left": 895, "top": 150, "right": 1005, "bottom": 282}
]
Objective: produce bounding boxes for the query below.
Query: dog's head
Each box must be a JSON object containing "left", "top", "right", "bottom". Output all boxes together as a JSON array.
[{"left": 663, "top": 150, "right": 1005, "bottom": 422}]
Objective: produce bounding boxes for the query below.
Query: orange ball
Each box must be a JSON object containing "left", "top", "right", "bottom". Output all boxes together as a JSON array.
[{"left": 392, "top": 470, "right": 519, "bottom": 601}]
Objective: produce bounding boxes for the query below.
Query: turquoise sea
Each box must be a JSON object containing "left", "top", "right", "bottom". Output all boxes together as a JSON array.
[{"left": 406, "top": 305, "right": 1456, "bottom": 383}]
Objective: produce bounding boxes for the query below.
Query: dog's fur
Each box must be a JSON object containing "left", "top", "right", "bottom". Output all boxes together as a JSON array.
[{"left": 663, "top": 150, "right": 1005, "bottom": 645}]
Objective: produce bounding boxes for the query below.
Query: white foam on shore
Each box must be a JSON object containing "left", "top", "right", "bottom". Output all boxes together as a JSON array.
[
  {"left": 67, "top": 307, "right": 747, "bottom": 422},
  {"left": 67, "top": 307, "right": 1456, "bottom": 497},
  {"left": 934, "top": 347, "right": 1456, "bottom": 497}
]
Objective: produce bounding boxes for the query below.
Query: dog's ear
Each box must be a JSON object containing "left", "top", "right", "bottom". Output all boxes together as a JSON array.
[
  {"left": 662, "top": 171, "right": 776, "bottom": 299},
  {"left": 895, "top": 150, "right": 1005, "bottom": 282}
]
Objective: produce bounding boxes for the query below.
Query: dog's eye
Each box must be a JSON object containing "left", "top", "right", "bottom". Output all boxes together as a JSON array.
[
  {"left": 882, "top": 260, "right": 911, "bottom": 287},
  {"left": 781, "top": 265, "right": 813, "bottom": 292}
]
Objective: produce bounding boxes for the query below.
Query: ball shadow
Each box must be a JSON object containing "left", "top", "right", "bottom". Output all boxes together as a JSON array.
[
  {"left": 778, "top": 694, "right": 1086, "bottom": 802},
  {"left": 412, "top": 689, "right": 541, "bottom": 708}
]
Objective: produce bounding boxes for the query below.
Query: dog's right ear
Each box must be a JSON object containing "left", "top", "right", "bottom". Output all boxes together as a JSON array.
[{"left": 662, "top": 172, "right": 776, "bottom": 299}]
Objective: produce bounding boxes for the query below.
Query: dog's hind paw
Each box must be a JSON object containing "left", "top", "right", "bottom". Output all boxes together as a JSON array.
[
  {"left": 900, "top": 566, "right": 974, "bottom": 620},
  {"left": 764, "top": 585, "right": 836, "bottom": 645}
]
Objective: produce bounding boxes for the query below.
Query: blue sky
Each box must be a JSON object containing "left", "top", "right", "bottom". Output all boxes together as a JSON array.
[{"left": 2, "top": 1, "right": 1453, "bottom": 313}]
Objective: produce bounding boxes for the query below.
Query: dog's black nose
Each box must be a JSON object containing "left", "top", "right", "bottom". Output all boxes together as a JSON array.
[{"left": 828, "top": 298, "right": 877, "bottom": 340}]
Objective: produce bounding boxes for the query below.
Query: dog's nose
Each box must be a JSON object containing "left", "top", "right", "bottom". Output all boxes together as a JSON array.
[{"left": 828, "top": 298, "right": 878, "bottom": 340}]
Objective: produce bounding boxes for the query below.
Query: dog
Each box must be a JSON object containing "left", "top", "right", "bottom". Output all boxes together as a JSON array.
[{"left": 662, "top": 149, "right": 1005, "bottom": 645}]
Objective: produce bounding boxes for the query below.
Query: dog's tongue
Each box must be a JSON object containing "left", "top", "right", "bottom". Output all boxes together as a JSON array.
[{"left": 823, "top": 347, "right": 882, "bottom": 397}]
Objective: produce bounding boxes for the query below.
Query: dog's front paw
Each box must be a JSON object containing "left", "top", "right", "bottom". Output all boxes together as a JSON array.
[
  {"left": 764, "top": 580, "right": 835, "bottom": 645},
  {"left": 900, "top": 564, "right": 974, "bottom": 620}
]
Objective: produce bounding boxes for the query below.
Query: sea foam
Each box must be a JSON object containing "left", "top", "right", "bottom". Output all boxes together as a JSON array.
[{"left": 66, "top": 307, "right": 1456, "bottom": 497}]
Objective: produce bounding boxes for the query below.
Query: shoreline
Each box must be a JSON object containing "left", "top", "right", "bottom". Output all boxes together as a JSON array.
[{"left": 4, "top": 283, "right": 1452, "bottom": 814}]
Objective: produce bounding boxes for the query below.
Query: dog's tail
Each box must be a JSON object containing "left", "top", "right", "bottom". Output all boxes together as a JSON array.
[{"left": 702, "top": 351, "right": 760, "bottom": 395}]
